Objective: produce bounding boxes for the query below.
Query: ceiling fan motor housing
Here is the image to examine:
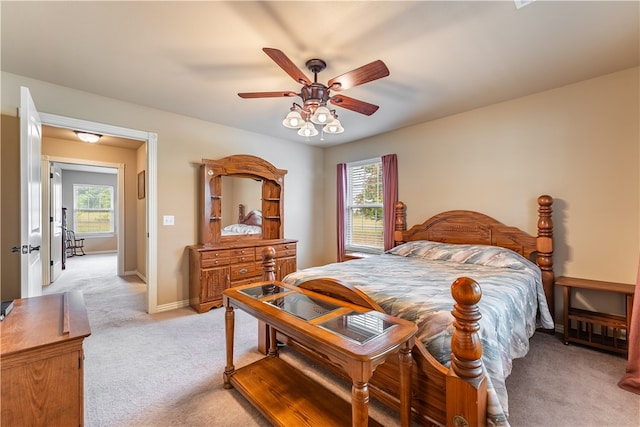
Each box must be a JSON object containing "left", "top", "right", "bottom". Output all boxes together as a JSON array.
[{"left": 300, "top": 83, "right": 330, "bottom": 109}]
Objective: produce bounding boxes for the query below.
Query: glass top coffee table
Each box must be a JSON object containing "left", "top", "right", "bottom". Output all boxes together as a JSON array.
[{"left": 223, "top": 281, "right": 417, "bottom": 427}]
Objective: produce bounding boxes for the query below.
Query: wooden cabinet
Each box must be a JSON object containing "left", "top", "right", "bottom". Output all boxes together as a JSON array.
[
  {"left": 273, "top": 241, "right": 297, "bottom": 280},
  {"left": 189, "top": 240, "right": 297, "bottom": 313},
  {"left": 556, "top": 276, "right": 634, "bottom": 355},
  {"left": 1, "top": 291, "right": 91, "bottom": 426}
]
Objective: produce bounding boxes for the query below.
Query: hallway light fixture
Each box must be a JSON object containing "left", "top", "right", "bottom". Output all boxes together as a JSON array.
[{"left": 75, "top": 131, "right": 102, "bottom": 143}]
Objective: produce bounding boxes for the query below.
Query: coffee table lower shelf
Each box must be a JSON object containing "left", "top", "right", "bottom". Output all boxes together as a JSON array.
[{"left": 229, "top": 356, "right": 384, "bottom": 427}]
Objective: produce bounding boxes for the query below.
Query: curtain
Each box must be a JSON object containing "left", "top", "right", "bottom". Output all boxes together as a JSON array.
[
  {"left": 618, "top": 254, "right": 640, "bottom": 394},
  {"left": 382, "top": 154, "right": 398, "bottom": 251},
  {"left": 336, "top": 163, "right": 346, "bottom": 262}
]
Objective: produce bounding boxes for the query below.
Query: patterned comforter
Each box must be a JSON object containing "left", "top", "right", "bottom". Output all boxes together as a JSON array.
[{"left": 282, "top": 241, "right": 554, "bottom": 427}]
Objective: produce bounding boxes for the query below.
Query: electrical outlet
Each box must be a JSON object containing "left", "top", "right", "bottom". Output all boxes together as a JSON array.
[{"left": 163, "top": 215, "right": 175, "bottom": 226}]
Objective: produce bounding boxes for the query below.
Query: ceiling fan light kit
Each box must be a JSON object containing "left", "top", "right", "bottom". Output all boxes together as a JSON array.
[{"left": 238, "top": 48, "right": 389, "bottom": 140}]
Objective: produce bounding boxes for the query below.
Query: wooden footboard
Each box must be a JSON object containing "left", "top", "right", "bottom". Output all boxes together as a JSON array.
[{"left": 259, "top": 249, "right": 487, "bottom": 427}]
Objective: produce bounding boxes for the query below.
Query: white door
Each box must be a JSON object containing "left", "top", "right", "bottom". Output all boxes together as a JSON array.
[
  {"left": 50, "top": 164, "right": 63, "bottom": 282},
  {"left": 20, "top": 86, "right": 43, "bottom": 298}
]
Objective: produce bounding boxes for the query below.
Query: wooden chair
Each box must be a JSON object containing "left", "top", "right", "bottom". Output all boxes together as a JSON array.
[{"left": 65, "top": 230, "right": 85, "bottom": 256}]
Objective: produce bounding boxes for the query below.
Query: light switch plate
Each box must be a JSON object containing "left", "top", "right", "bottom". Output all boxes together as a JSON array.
[{"left": 163, "top": 215, "right": 175, "bottom": 226}]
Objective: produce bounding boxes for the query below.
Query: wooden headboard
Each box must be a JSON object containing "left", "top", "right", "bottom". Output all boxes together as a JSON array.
[
  {"left": 237, "top": 204, "right": 262, "bottom": 226},
  {"left": 393, "top": 195, "right": 555, "bottom": 319}
]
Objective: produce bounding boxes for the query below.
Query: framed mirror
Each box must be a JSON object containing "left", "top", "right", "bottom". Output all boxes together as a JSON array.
[
  {"left": 199, "top": 155, "right": 287, "bottom": 245},
  {"left": 221, "top": 176, "right": 263, "bottom": 236}
]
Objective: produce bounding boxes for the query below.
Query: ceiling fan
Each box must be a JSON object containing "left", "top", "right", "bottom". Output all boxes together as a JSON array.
[{"left": 238, "top": 48, "right": 390, "bottom": 136}]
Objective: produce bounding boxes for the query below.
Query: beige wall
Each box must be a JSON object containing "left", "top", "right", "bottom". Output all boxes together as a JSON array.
[
  {"left": 1, "top": 72, "right": 324, "bottom": 307},
  {"left": 1, "top": 115, "right": 21, "bottom": 299},
  {"left": 324, "top": 67, "right": 640, "bottom": 320},
  {"left": 2, "top": 68, "right": 638, "bottom": 320},
  {"left": 60, "top": 169, "right": 118, "bottom": 254}
]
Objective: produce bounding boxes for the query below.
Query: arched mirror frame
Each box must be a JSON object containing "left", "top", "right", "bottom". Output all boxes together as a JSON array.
[{"left": 199, "top": 155, "right": 287, "bottom": 245}]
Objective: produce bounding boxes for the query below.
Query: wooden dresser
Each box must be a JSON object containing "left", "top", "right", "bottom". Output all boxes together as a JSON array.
[
  {"left": 189, "top": 240, "right": 297, "bottom": 313},
  {"left": 188, "top": 155, "right": 297, "bottom": 313},
  {"left": 1, "top": 291, "right": 91, "bottom": 426}
]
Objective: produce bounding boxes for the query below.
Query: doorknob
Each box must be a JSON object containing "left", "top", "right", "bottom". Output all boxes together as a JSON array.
[{"left": 10, "top": 245, "right": 39, "bottom": 254}]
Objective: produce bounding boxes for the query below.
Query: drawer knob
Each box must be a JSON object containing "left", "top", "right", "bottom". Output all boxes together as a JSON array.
[{"left": 239, "top": 268, "right": 248, "bottom": 275}]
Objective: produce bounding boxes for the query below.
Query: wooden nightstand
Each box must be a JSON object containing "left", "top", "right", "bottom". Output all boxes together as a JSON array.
[{"left": 556, "top": 276, "right": 635, "bottom": 355}]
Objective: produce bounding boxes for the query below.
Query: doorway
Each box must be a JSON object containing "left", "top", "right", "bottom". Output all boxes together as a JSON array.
[
  {"left": 45, "top": 153, "right": 126, "bottom": 278},
  {"left": 38, "top": 112, "right": 158, "bottom": 313},
  {"left": 45, "top": 159, "right": 122, "bottom": 284}
]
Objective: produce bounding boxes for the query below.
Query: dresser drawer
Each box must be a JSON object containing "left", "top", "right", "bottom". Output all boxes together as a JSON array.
[
  {"left": 229, "top": 248, "right": 256, "bottom": 264},
  {"left": 273, "top": 243, "right": 297, "bottom": 258},
  {"left": 230, "top": 262, "right": 260, "bottom": 281},
  {"left": 201, "top": 249, "right": 237, "bottom": 267},
  {"left": 201, "top": 257, "right": 230, "bottom": 268}
]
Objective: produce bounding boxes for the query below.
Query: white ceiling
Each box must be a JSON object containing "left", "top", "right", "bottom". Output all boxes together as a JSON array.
[{"left": 2, "top": 1, "right": 638, "bottom": 147}]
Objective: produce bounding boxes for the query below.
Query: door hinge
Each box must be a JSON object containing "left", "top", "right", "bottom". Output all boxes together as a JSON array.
[
  {"left": 50, "top": 260, "right": 54, "bottom": 266},
  {"left": 50, "top": 216, "right": 54, "bottom": 223},
  {"left": 50, "top": 172, "right": 53, "bottom": 179}
]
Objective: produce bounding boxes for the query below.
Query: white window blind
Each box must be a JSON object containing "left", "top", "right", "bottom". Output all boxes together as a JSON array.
[{"left": 346, "top": 158, "right": 383, "bottom": 253}]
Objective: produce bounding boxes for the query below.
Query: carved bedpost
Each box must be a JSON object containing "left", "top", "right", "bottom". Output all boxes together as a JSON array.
[
  {"left": 262, "top": 246, "right": 276, "bottom": 282},
  {"left": 394, "top": 201, "right": 407, "bottom": 247},
  {"left": 238, "top": 203, "right": 245, "bottom": 224},
  {"left": 446, "top": 277, "right": 487, "bottom": 427},
  {"left": 258, "top": 246, "right": 277, "bottom": 355},
  {"left": 536, "top": 195, "right": 554, "bottom": 323}
]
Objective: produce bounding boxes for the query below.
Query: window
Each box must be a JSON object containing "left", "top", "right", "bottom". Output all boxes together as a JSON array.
[
  {"left": 73, "top": 184, "right": 114, "bottom": 234},
  {"left": 346, "top": 158, "right": 383, "bottom": 253}
]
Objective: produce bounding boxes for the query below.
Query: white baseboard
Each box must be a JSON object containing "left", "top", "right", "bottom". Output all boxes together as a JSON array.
[
  {"left": 124, "top": 270, "right": 147, "bottom": 283},
  {"left": 156, "top": 299, "right": 191, "bottom": 312}
]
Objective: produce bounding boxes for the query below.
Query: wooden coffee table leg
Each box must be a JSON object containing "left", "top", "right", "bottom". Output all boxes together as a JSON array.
[
  {"left": 268, "top": 322, "right": 278, "bottom": 357},
  {"left": 399, "top": 340, "right": 413, "bottom": 427},
  {"left": 223, "top": 304, "right": 235, "bottom": 389},
  {"left": 351, "top": 381, "right": 369, "bottom": 427}
]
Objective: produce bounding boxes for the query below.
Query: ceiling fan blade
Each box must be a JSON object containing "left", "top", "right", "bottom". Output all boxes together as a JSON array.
[
  {"left": 330, "top": 95, "right": 379, "bottom": 116},
  {"left": 263, "top": 48, "right": 312, "bottom": 85},
  {"left": 327, "top": 60, "right": 390, "bottom": 91},
  {"left": 238, "top": 91, "right": 298, "bottom": 99}
]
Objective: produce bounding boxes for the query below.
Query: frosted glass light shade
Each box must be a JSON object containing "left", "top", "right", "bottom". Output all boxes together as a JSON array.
[
  {"left": 310, "top": 105, "right": 332, "bottom": 124},
  {"left": 323, "top": 119, "right": 344, "bottom": 134},
  {"left": 297, "top": 121, "right": 319, "bottom": 137},
  {"left": 282, "top": 110, "right": 304, "bottom": 128},
  {"left": 75, "top": 131, "right": 101, "bottom": 143}
]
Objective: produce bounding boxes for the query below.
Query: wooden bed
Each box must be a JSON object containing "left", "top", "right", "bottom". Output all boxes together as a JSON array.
[
  {"left": 219, "top": 204, "right": 263, "bottom": 236},
  {"left": 259, "top": 195, "right": 554, "bottom": 427}
]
